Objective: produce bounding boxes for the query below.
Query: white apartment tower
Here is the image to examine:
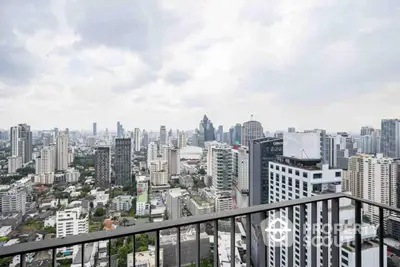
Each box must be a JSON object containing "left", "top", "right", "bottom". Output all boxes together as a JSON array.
[
  {"left": 168, "top": 148, "right": 181, "bottom": 176},
  {"left": 268, "top": 157, "right": 384, "bottom": 267},
  {"left": 212, "top": 145, "right": 233, "bottom": 191},
  {"left": 134, "top": 128, "right": 141, "bottom": 152},
  {"left": 237, "top": 147, "right": 249, "bottom": 191},
  {"left": 345, "top": 154, "right": 397, "bottom": 224},
  {"left": 56, "top": 132, "right": 69, "bottom": 170},
  {"left": 147, "top": 142, "right": 157, "bottom": 168},
  {"left": 178, "top": 131, "right": 187, "bottom": 149},
  {"left": 8, "top": 156, "right": 22, "bottom": 174},
  {"left": 56, "top": 207, "right": 89, "bottom": 253},
  {"left": 36, "top": 146, "right": 56, "bottom": 174},
  {"left": 149, "top": 159, "right": 168, "bottom": 185}
]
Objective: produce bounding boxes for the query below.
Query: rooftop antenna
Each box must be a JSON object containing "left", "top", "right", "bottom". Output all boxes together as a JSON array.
[{"left": 251, "top": 114, "right": 254, "bottom": 121}]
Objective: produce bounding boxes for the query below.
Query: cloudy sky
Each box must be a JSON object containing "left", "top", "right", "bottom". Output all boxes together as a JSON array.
[{"left": 1, "top": 0, "right": 400, "bottom": 132}]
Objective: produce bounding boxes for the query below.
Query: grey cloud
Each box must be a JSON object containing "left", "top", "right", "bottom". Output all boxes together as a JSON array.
[
  {"left": 240, "top": 0, "right": 400, "bottom": 105},
  {"left": 0, "top": 0, "right": 57, "bottom": 85},
  {"left": 164, "top": 71, "right": 191, "bottom": 85},
  {"left": 65, "top": 0, "right": 202, "bottom": 69},
  {"left": 112, "top": 72, "right": 158, "bottom": 94}
]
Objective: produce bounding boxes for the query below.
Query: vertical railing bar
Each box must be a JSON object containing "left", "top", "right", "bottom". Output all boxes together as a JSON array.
[
  {"left": 155, "top": 231, "right": 160, "bottom": 267},
  {"left": 274, "top": 209, "right": 281, "bottom": 267},
  {"left": 132, "top": 234, "right": 136, "bottom": 267},
  {"left": 299, "top": 205, "right": 306, "bottom": 267},
  {"left": 196, "top": 224, "right": 201, "bottom": 267},
  {"left": 20, "top": 253, "right": 26, "bottom": 267},
  {"left": 287, "top": 206, "right": 294, "bottom": 267},
  {"left": 52, "top": 248, "right": 56, "bottom": 267},
  {"left": 246, "top": 214, "right": 252, "bottom": 267},
  {"left": 260, "top": 211, "right": 267, "bottom": 267},
  {"left": 108, "top": 239, "right": 111, "bottom": 267},
  {"left": 230, "top": 217, "right": 236, "bottom": 267},
  {"left": 322, "top": 200, "right": 329, "bottom": 267},
  {"left": 311, "top": 202, "right": 317, "bottom": 267},
  {"left": 331, "top": 198, "right": 340, "bottom": 267},
  {"left": 213, "top": 220, "right": 219, "bottom": 267},
  {"left": 176, "top": 227, "right": 181, "bottom": 267},
  {"left": 81, "top": 243, "right": 85, "bottom": 267},
  {"left": 379, "top": 207, "right": 384, "bottom": 267},
  {"left": 355, "top": 200, "right": 362, "bottom": 267}
]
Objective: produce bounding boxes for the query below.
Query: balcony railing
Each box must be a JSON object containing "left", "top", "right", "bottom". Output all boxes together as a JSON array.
[{"left": 0, "top": 193, "right": 393, "bottom": 267}]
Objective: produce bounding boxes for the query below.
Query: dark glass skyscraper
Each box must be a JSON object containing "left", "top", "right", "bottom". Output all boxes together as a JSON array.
[
  {"left": 249, "top": 137, "right": 283, "bottom": 267},
  {"left": 115, "top": 138, "right": 132, "bottom": 186},
  {"left": 95, "top": 146, "right": 110, "bottom": 188},
  {"left": 198, "top": 115, "right": 215, "bottom": 147}
]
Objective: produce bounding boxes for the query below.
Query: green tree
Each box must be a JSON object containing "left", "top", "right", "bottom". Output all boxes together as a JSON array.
[
  {"left": 388, "top": 257, "right": 396, "bottom": 267},
  {"left": 16, "top": 167, "right": 35, "bottom": 176},
  {"left": 117, "top": 245, "right": 130, "bottom": 267},
  {"left": 0, "top": 257, "right": 11, "bottom": 267},
  {"left": 82, "top": 185, "right": 91, "bottom": 193},
  {"left": 199, "top": 168, "right": 206, "bottom": 175},
  {"left": 94, "top": 207, "right": 106, "bottom": 217},
  {"left": 43, "top": 226, "right": 56, "bottom": 234}
]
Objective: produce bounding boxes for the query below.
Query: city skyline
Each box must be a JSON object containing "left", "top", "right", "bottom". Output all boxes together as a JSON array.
[{"left": 1, "top": 1, "right": 399, "bottom": 131}]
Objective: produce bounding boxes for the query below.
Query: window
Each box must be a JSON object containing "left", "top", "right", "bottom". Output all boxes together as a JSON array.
[
  {"left": 295, "top": 170, "right": 300, "bottom": 176},
  {"left": 288, "top": 178, "right": 292, "bottom": 186},
  {"left": 313, "top": 173, "right": 322, "bottom": 179},
  {"left": 275, "top": 165, "right": 279, "bottom": 170},
  {"left": 295, "top": 180, "right": 300, "bottom": 188},
  {"left": 335, "top": 171, "right": 341, "bottom": 177},
  {"left": 288, "top": 168, "right": 293, "bottom": 174},
  {"left": 303, "top": 172, "right": 308, "bottom": 178},
  {"left": 282, "top": 167, "right": 286, "bottom": 172}
]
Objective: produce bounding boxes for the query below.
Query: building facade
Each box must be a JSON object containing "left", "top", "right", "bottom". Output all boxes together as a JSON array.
[
  {"left": 381, "top": 119, "right": 400, "bottom": 158},
  {"left": 56, "top": 132, "right": 69, "bottom": 171},
  {"left": 95, "top": 147, "right": 111, "bottom": 189},
  {"left": 115, "top": 138, "right": 132, "bottom": 186}
]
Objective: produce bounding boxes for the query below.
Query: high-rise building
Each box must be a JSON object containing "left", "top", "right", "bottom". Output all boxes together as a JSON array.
[
  {"left": 54, "top": 127, "right": 59, "bottom": 138},
  {"left": 56, "top": 132, "right": 69, "bottom": 171},
  {"left": 56, "top": 207, "right": 89, "bottom": 254},
  {"left": 216, "top": 125, "right": 224, "bottom": 142},
  {"left": 147, "top": 142, "right": 158, "bottom": 168},
  {"left": 241, "top": 120, "right": 264, "bottom": 147},
  {"left": 149, "top": 159, "right": 168, "bottom": 185},
  {"left": 95, "top": 147, "right": 111, "bottom": 189},
  {"left": 191, "top": 133, "right": 199, "bottom": 147},
  {"left": 36, "top": 146, "right": 56, "bottom": 174},
  {"left": 160, "top": 126, "right": 167, "bottom": 147},
  {"left": 211, "top": 145, "right": 233, "bottom": 191},
  {"left": 142, "top": 130, "right": 149, "bottom": 148},
  {"left": 8, "top": 156, "right": 22, "bottom": 174},
  {"left": 93, "top": 122, "right": 97, "bottom": 136},
  {"left": 268, "top": 157, "right": 381, "bottom": 267},
  {"left": 345, "top": 154, "right": 397, "bottom": 224},
  {"left": 288, "top": 127, "right": 296, "bottom": 133},
  {"left": 381, "top": 119, "right": 400, "bottom": 158},
  {"left": 361, "top": 129, "right": 381, "bottom": 154},
  {"left": 249, "top": 137, "right": 283, "bottom": 266},
  {"left": 10, "top": 124, "right": 32, "bottom": 163},
  {"left": 361, "top": 126, "right": 375, "bottom": 136},
  {"left": 233, "top": 124, "right": 242, "bottom": 145},
  {"left": 117, "top": 122, "right": 124, "bottom": 138},
  {"left": 178, "top": 131, "right": 187, "bottom": 149},
  {"left": 198, "top": 115, "right": 215, "bottom": 147},
  {"left": 168, "top": 148, "right": 180, "bottom": 176},
  {"left": 134, "top": 128, "right": 141, "bottom": 152},
  {"left": 115, "top": 138, "right": 132, "bottom": 186}
]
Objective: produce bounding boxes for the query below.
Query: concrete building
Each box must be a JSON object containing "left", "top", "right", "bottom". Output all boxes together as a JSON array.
[
  {"left": 127, "top": 249, "right": 164, "bottom": 267},
  {"left": 8, "top": 156, "right": 22, "bottom": 174},
  {"left": 166, "top": 188, "right": 183, "bottom": 220},
  {"left": 212, "top": 145, "right": 233, "bottom": 191},
  {"left": 0, "top": 188, "right": 27, "bottom": 215},
  {"left": 56, "top": 132, "right": 69, "bottom": 171},
  {"left": 93, "top": 122, "right": 97, "bottom": 136},
  {"left": 381, "top": 119, "right": 400, "bottom": 158},
  {"left": 288, "top": 127, "right": 296, "bottom": 133},
  {"left": 134, "top": 128, "right": 141, "bottom": 152},
  {"left": 147, "top": 142, "right": 157, "bottom": 168},
  {"left": 160, "top": 126, "right": 167, "bottom": 147},
  {"left": 241, "top": 120, "right": 264, "bottom": 147},
  {"left": 112, "top": 195, "right": 134, "bottom": 211},
  {"left": 115, "top": 138, "right": 132, "bottom": 186},
  {"left": 168, "top": 148, "right": 180, "bottom": 176},
  {"left": 65, "top": 168, "right": 80, "bottom": 183},
  {"left": 56, "top": 207, "right": 89, "bottom": 254},
  {"left": 178, "top": 131, "right": 187, "bottom": 149},
  {"left": 10, "top": 124, "right": 32, "bottom": 163},
  {"left": 95, "top": 147, "right": 111, "bottom": 189},
  {"left": 150, "top": 159, "right": 168, "bottom": 185},
  {"left": 136, "top": 177, "right": 150, "bottom": 216},
  {"left": 268, "top": 157, "right": 382, "bottom": 267},
  {"left": 345, "top": 154, "right": 397, "bottom": 224},
  {"left": 361, "top": 130, "right": 381, "bottom": 154},
  {"left": 185, "top": 195, "right": 214, "bottom": 215},
  {"left": 36, "top": 146, "right": 56, "bottom": 174},
  {"left": 160, "top": 229, "right": 210, "bottom": 267},
  {"left": 34, "top": 173, "right": 54, "bottom": 184},
  {"left": 214, "top": 191, "right": 232, "bottom": 212},
  {"left": 361, "top": 126, "right": 375, "bottom": 136}
]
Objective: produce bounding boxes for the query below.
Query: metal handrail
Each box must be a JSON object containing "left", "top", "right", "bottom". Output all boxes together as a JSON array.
[{"left": 0, "top": 193, "right": 346, "bottom": 258}]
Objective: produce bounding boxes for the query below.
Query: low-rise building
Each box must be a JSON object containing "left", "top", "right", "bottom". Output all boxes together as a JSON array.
[
  {"left": 185, "top": 195, "right": 214, "bottom": 216},
  {"left": 112, "top": 195, "right": 134, "bottom": 211},
  {"left": 127, "top": 249, "right": 164, "bottom": 267},
  {"left": 179, "top": 175, "right": 194, "bottom": 188}
]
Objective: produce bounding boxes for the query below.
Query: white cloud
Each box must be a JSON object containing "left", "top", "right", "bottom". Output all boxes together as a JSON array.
[{"left": 0, "top": 0, "right": 400, "bottom": 132}]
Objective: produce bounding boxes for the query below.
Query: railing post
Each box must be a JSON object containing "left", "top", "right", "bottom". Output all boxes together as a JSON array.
[
  {"left": 20, "top": 253, "right": 26, "bottom": 267},
  {"left": 196, "top": 224, "right": 201, "bottom": 267},
  {"left": 155, "top": 231, "right": 160, "bottom": 267},
  {"left": 299, "top": 205, "right": 306, "bottom": 267},
  {"left": 81, "top": 243, "right": 85, "bottom": 267},
  {"left": 108, "top": 239, "right": 111, "bottom": 267},
  {"left": 213, "top": 220, "right": 219, "bottom": 267},
  {"left": 331, "top": 198, "right": 340, "bottom": 267},
  {"left": 287, "top": 206, "right": 294, "bottom": 267},
  {"left": 322, "top": 200, "right": 329, "bottom": 267},
  {"left": 311, "top": 202, "right": 318, "bottom": 267},
  {"left": 176, "top": 227, "right": 181, "bottom": 267},
  {"left": 132, "top": 234, "right": 136, "bottom": 267},
  {"left": 230, "top": 217, "right": 236, "bottom": 266},
  {"left": 246, "top": 214, "right": 252, "bottom": 267},
  {"left": 379, "top": 207, "right": 384, "bottom": 267},
  {"left": 52, "top": 248, "right": 56, "bottom": 267},
  {"left": 355, "top": 200, "right": 362, "bottom": 267}
]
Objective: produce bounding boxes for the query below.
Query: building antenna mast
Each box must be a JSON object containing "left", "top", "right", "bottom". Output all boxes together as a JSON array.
[{"left": 251, "top": 114, "right": 254, "bottom": 121}]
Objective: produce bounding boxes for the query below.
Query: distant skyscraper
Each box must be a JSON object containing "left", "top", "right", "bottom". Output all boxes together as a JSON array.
[
  {"left": 160, "top": 126, "right": 167, "bottom": 147},
  {"left": 168, "top": 148, "right": 180, "bottom": 176},
  {"left": 115, "top": 138, "right": 132, "bottom": 186},
  {"left": 54, "top": 127, "right": 59, "bottom": 138},
  {"left": 93, "top": 123, "right": 97, "bottom": 136},
  {"left": 211, "top": 145, "right": 233, "bottom": 191},
  {"left": 198, "top": 115, "right": 215, "bottom": 147},
  {"left": 381, "top": 119, "right": 400, "bottom": 158},
  {"left": 361, "top": 126, "right": 375, "bottom": 136},
  {"left": 233, "top": 124, "right": 242, "bottom": 145},
  {"left": 178, "top": 131, "right": 187, "bottom": 149},
  {"left": 147, "top": 142, "right": 158, "bottom": 168},
  {"left": 56, "top": 132, "right": 69, "bottom": 170},
  {"left": 191, "top": 133, "right": 199, "bottom": 147},
  {"left": 142, "top": 130, "right": 149, "bottom": 148},
  {"left": 288, "top": 127, "right": 296, "bottom": 133},
  {"left": 117, "top": 122, "right": 124, "bottom": 138},
  {"left": 10, "top": 124, "right": 32, "bottom": 163},
  {"left": 217, "top": 125, "right": 223, "bottom": 142},
  {"left": 95, "top": 147, "right": 111, "bottom": 189},
  {"left": 134, "top": 128, "right": 141, "bottom": 152},
  {"left": 241, "top": 120, "right": 264, "bottom": 147}
]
